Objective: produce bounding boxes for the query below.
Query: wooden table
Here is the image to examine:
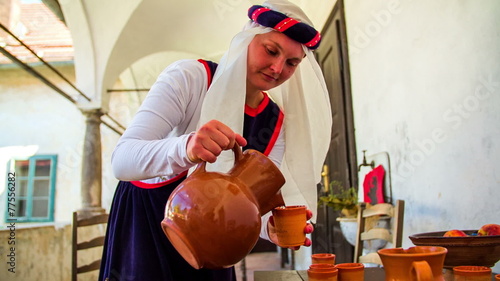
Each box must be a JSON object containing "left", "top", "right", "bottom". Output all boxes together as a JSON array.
[
  {"left": 254, "top": 267, "right": 498, "bottom": 281},
  {"left": 254, "top": 267, "right": 385, "bottom": 281}
]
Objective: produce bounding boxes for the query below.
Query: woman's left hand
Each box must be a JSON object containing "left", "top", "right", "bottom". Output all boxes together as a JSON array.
[{"left": 267, "top": 209, "right": 314, "bottom": 250}]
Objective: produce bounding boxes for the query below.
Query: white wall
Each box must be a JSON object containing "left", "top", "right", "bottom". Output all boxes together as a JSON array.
[{"left": 345, "top": 0, "right": 500, "bottom": 271}]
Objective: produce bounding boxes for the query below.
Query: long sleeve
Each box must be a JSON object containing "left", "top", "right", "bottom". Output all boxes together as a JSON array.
[{"left": 111, "top": 60, "right": 207, "bottom": 182}]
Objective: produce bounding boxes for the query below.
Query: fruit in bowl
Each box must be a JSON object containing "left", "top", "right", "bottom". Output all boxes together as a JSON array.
[
  {"left": 441, "top": 224, "right": 500, "bottom": 237},
  {"left": 478, "top": 224, "right": 500, "bottom": 236},
  {"left": 409, "top": 229, "right": 500, "bottom": 268},
  {"left": 443, "top": 229, "right": 468, "bottom": 237}
]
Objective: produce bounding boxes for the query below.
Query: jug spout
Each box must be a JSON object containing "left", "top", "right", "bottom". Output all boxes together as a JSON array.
[{"left": 228, "top": 149, "right": 286, "bottom": 215}]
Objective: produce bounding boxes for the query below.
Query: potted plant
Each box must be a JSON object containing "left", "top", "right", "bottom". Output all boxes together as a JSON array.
[
  {"left": 318, "top": 180, "right": 359, "bottom": 218},
  {"left": 318, "top": 181, "right": 359, "bottom": 246}
]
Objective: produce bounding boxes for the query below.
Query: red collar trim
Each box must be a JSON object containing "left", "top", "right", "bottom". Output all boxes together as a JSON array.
[
  {"left": 263, "top": 110, "right": 284, "bottom": 156},
  {"left": 245, "top": 93, "right": 269, "bottom": 117}
]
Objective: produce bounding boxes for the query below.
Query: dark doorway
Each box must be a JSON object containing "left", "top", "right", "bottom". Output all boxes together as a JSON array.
[{"left": 312, "top": 0, "right": 358, "bottom": 263}]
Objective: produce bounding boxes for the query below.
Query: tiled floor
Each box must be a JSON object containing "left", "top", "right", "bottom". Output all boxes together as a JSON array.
[{"left": 235, "top": 251, "right": 288, "bottom": 281}]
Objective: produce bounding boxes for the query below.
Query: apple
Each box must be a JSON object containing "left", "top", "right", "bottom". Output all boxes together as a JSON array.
[
  {"left": 443, "top": 229, "right": 468, "bottom": 237},
  {"left": 477, "top": 224, "right": 500, "bottom": 236}
]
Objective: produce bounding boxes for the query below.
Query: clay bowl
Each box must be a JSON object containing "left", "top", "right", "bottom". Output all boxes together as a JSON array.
[{"left": 409, "top": 230, "right": 500, "bottom": 268}]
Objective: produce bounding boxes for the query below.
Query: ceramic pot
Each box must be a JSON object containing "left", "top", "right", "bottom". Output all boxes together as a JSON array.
[
  {"left": 272, "top": 205, "right": 307, "bottom": 247},
  {"left": 310, "top": 263, "right": 337, "bottom": 272},
  {"left": 308, "top": 264, "right": 338, "bottom": 281},
  {"left": 312, "top": 253, "right": 336, "bottom": 265},
  {"left": 378, "top": 246, "right": 448, "bottom": 281},
  {"left": 161, "top": 145, "right": 285, "bottom": 269},
  {"left": 453, "top": 266, "right": 492, "bottom": 281},
  {"left": 335, "top": 263, "right": 365, "bottom": 281}
]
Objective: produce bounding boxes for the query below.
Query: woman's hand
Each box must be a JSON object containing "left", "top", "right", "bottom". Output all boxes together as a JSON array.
[
  {"left": 267, "top": 209, "right": 314, "bottom": 250},
  {"left": 186, "top": 120, "right": 247, "bottom": 163}
]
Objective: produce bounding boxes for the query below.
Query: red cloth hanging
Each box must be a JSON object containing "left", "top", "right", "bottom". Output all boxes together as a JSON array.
[{"left": 363, "top": 165, "right": 385, "bottom": 204}]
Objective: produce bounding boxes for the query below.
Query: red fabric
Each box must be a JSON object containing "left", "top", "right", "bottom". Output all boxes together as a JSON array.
[
  {"left": 131, "top": 170, "right": 188, "bottom": 189},
  {"left": 363, "top": 165, "right": 385, "bottom": 204}
]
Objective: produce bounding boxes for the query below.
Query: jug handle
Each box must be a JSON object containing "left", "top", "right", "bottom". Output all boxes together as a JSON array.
[
  {"left": 191, "top": 145, "right": 244, "bottom": 174},
  {"left": 410, "top": 261, "right": 434, "bottom": 281}
]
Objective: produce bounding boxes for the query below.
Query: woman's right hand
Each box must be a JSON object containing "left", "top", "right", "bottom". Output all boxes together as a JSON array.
[{"left": 186, "top": 120, "right": 247, "bottom": 163}]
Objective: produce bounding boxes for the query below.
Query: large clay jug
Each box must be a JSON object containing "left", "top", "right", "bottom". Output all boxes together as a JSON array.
[
  {"left": 378, "top": 246, "right": 448, "bottom": 281},
  {"left": 161, "top": 145, "right": 286, "bottom": 269}
]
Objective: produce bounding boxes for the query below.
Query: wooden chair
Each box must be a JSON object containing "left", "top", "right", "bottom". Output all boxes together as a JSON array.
[
  {"left": 71, "top": 211, "right": 109, "bottom": 281},
  {"left": 353, "top": 200, "right": 404, "bottom": 265}
]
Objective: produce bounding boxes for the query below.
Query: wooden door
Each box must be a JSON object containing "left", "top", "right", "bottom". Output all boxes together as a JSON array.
[{"left": 312, "top": 0, "right": 358, "bottom": 263}]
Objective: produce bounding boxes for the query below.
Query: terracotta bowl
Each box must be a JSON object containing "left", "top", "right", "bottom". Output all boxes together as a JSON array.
[{"left": 409, "top": 230, "right": 500, "bottom": 268}]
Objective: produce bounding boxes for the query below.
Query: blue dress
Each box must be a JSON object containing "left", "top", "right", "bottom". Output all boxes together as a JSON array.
[{"left": 99, "top": 60, "right": 283, "bottom": 281}]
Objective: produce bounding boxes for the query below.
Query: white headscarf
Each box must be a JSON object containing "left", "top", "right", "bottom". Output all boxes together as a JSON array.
[{"left": 198, "top": 0, "right": 332, "bottom": 222}]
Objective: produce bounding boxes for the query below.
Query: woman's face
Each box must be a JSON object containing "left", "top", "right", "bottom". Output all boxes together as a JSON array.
[{"left": 247, "top": 31, "right": 305, "bottom": 94}]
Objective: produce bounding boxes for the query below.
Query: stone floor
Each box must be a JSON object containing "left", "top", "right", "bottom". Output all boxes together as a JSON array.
[{"left": 234, "top": 251, "right": 288, "bottom": 281}]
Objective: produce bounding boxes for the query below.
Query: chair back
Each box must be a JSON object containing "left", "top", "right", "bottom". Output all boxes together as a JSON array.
[
  {"left": 353, "top": 200, "right": 405, "bottom": 264},
  {"left": 71, "top": 211, "right": 109, "bottom": 281}
]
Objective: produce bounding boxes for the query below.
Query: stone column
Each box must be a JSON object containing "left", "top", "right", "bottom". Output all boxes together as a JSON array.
[{"left": 78, "top": 105, "right": 105, "bottom": 216}]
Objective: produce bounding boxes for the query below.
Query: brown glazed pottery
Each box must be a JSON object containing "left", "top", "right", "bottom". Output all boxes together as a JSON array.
[
  {"left": 272, "top": 205, "right": 307, "bottom": 247},
  {"left": 409, "top": 230, "right": 500, "bottom": 268},
  {"left": 312, "top": 253, "right": 336, "bottom": 265},
  {"left": 335, "top": 263, "right": 365, "bottom": 281},
  {"left": 161, "top": 145, "right": 285, "bottom": 269},
  {"left": 310, "top": 263, "right": 337, "bottom": 272},
  {"left": 308, "top": 264, "right": 338, "bottom": 281},
  {"left": 453, "top": 266, "right": 492, "bottom": 281},
  {"left": 378, "top": 246, "right": 448, "bottom": 281}
]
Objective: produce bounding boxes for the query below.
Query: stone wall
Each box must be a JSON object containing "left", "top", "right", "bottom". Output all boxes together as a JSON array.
[
  {"left": 0, "top": 224, "right": 71, "bottom": 280},
  {"left": 0, "top": 221, "right": 106, "bottom": 280}
]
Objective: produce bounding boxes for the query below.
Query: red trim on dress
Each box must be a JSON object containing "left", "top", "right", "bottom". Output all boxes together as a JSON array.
[
  {"left": 263, "top": 110, "right": 284, "bottom": 156},
  {"left": 197, "top": 59, "right": 212, "bottom": 90},
  {"left": 131, "top": 170, "right": 188, "bottom": 189},
  {"left": 245, "top": 93, "right": 269, "bottom": 117}
]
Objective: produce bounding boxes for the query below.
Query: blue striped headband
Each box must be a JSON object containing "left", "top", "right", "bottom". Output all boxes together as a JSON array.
[{"left": 248, "top": 5, "right": 322, "bottom": 50}]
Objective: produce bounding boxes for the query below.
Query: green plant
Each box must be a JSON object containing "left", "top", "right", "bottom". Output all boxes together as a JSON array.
[{"left": 318, "top": 180, "right": 358, "bottom": 217}]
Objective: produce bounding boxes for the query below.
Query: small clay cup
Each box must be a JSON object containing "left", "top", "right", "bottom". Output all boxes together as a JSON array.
[
  {"left": 308, "top": 264, "right": 338, "bottom": 281},
  {"left": 312, "top": 253, "right": 336, "bottom": 265},
  {"left": 494, "top": 274, "right": 500, "bottom": 281},
  {"left": 335, "top": 262, "right": 364, "bottom": 281},
  {"left": 310, "top": 263, "right": 337, "bottom": 272},
  {"left": 453, "top": 266, "right": 492, "bottom": 281},
  {"left": 271, "top": 205, "right": 307, "bottom": 247}
]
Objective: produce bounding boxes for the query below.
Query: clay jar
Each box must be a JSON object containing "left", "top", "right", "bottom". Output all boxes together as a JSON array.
[
  {"left": 272, "top": 205, "right": 307, "bottom": 247},
  {"left": 161, "top": 146, "right": 285, "bottom": 269},
  {"left": 312, "top": 253, "right": 336, "bottom": 265},
  {"left": 378, "top": 246, "right": 448, "bottom": 281},
  {"left": 453, "top": 266, "right": 492, "bottom": 281},
  {"left": 308, "top": 264, "right": 338, "bottom": 281},
  {"left": 335, "top": 263, "right": 365, "bottom": 281}
]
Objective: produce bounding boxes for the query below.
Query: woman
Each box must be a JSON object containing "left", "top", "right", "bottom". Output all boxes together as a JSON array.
[{"left": 99, "top": 0, "right": 332, "bottom": 280}]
